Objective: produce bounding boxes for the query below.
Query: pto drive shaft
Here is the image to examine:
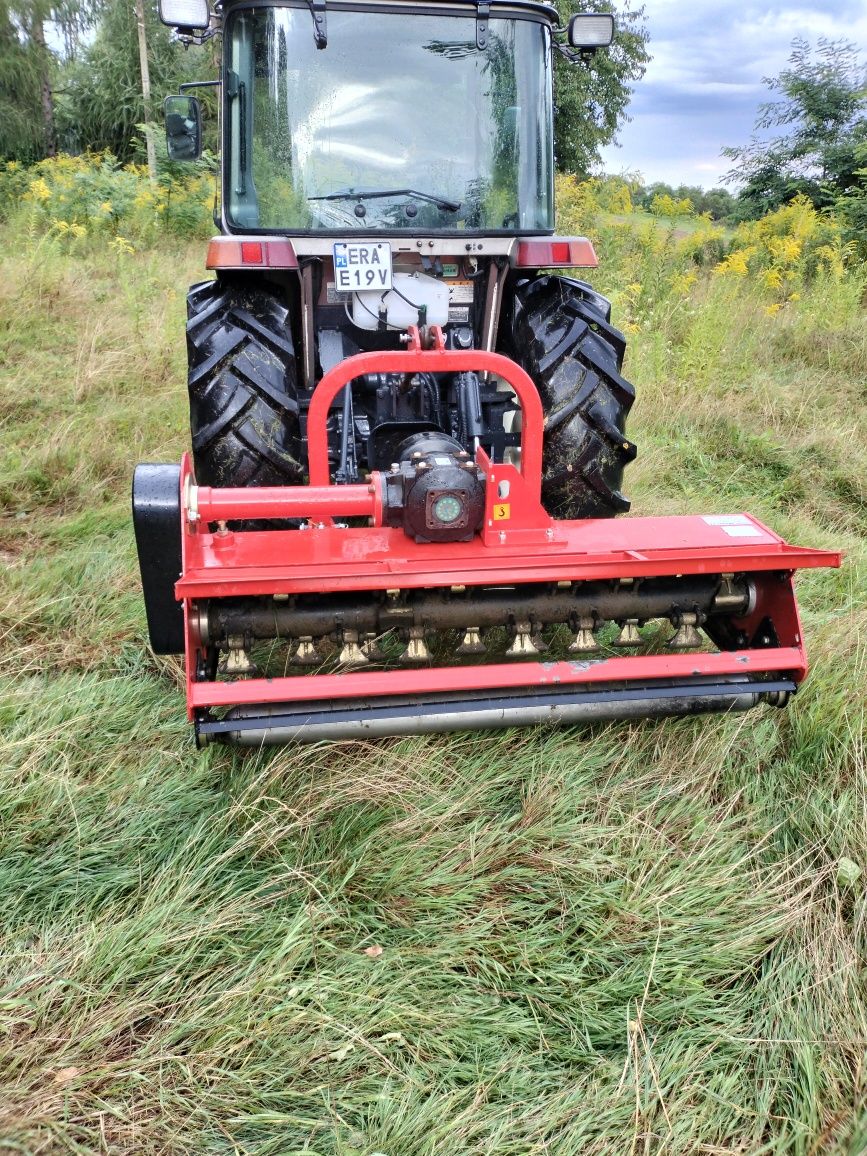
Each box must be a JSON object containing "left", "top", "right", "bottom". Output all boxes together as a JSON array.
[{"left": 196, "top": 576, "right": 753, "bottom": 644}]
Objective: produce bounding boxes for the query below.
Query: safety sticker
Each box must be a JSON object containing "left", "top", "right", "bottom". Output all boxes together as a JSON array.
[
  {"left": 447, "top": 281, "right": 474, "bottom": 304},
  {"left": 721, "top": 525, "right": 763, "bottom": 537},
  {"left": 493, "top": 503, "right": 511, "bottom": 520},
  {"left": 702, "top": 514, "right": 751, "bottom": 525}
]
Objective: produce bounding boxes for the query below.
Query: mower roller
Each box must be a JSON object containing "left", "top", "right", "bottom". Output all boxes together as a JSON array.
[{"left": 136, "top": 0, "right": 841, "bottom": 744}]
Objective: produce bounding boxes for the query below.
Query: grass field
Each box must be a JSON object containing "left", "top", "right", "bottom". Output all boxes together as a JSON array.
[{"left": 1, "top": 223, "right": 865, "bottom": 1155}]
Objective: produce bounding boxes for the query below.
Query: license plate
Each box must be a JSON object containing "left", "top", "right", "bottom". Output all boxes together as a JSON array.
[{"left": 333, "top": 241, "right": 393, "bottom": 292}]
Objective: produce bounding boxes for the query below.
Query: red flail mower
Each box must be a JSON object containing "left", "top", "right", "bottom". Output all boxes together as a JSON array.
[{"left": 135, "top": 0, "right": 840, "bottom": 745}]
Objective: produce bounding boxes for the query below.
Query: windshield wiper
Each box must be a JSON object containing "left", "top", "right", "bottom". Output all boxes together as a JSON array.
[{"left": 308, "top": 188, "right": 461, "bottom": 212}]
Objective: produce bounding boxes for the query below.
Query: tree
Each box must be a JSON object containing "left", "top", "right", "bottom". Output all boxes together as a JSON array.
[
  {"left": 57, "top": 0, "right": 202, "bottom": 162},
  {"left": 0, "top": 5, "right": 44, "bottom": 161},
  {"left": 553, "top": 0, "right": 649, "bottom": 176},
  {"left": 697, "top": 187, "right": 737, "bottom": 222},
  {"left": 0, "top": 0, "right": 100, "bottom": 160},
  {"left": 724, "top": 38, "right": 867, "bottom": 219}
]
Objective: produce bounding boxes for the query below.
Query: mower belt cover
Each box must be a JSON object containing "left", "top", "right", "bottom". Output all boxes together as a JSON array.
[{"left": 135, "top": 331, "right": 841, "bottom": 745}]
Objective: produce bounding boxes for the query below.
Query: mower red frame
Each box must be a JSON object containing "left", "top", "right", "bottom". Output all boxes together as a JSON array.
[{"left": 175, "top": 327, "right": 841, "bottom": 727}]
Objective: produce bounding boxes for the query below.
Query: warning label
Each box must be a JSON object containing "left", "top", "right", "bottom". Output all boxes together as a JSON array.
[
  {"left": 447, "top": 280, "right": 474, "bottom": 305},
  {"left": 493, "top": 503, "right": 511, "bottom": 521}
]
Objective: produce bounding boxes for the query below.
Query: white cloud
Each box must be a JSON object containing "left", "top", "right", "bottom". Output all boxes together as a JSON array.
[{"left": 599, "top": 0, "right": 867, "bottom": 186}]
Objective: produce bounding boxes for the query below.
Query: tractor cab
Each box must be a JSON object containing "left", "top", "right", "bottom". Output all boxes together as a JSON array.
[
  {"left": 224, "top": 1, "right": 554, "bottom": 235},
  {"left": 160, "top": 0, "right": 613, "bottom": 236}
]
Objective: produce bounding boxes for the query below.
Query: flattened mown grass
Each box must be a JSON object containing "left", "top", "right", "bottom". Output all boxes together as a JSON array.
[{"left": 0, "top": 230, "right": 865, "bottom": 1154}]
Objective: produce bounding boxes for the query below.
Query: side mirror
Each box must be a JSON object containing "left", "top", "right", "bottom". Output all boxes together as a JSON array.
[
  {"left": 164, "top": 95, "right": 202, "bottom": 162},
  {"left": 158, "top": 0, "right": 210, "bottom": 32},
  {"left": 567, "top": 13, "right": 615, "bottom": 50}
]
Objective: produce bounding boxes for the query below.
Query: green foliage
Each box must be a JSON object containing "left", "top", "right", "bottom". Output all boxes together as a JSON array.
[
  {"left": 634, "top": 181, "right": 738, "bottom": 222},
  {"left": 552, "top": 0, "right": 649, "bottom": 175},
  {"left": 724, "top": 38, "right": 867, "bottom": 223},
  {"left": 56, "top": 0, "right": 213, "bottom": 162},
  {"left": 556, "top": 175, "right": 864, "bottom": 340},
  {"left": 0, "top": 151, "right": 215, "bottom": 243},
  {"left": 0, "top": 5, "right": 45, "bottom": 162},
  {"left": 0, "top": 0, "right": 101, "bottom": 160},
  {"left": 649, "top": 191, "right": 693, "bottom": 218}
]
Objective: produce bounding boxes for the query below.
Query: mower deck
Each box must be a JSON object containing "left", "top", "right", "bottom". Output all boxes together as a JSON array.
[{"left": 175, "top": 479, "right": 839, "bottom": 743}]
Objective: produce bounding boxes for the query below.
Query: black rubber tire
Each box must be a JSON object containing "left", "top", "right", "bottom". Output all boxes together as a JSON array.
[
  {"left": 186, "top": 278, "right": 303, "bottom": 488},
  {"left": 509, "top": 275, "right": 637, "bottom": 519}
]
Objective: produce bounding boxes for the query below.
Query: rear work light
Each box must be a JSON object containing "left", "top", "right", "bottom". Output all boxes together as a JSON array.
[
  {"left": 568, "top": 13, "right": 615, "bottom": 49},
  {"left": 158, "top": 0, "right": 210, "bottom": 31},
  {"left": 205, "top": 237, "right": 299, "bottom": 270},
  {"left": 515, "top": 238, "right": 598, "bottom": 268}
]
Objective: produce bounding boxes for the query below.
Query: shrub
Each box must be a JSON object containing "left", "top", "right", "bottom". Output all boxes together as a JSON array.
[{"left": 1, "top": 151, "right": 215, "bottom": 246}]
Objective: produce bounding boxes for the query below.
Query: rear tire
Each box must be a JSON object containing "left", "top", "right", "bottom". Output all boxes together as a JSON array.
[
  {"left": 509, "top": 275, "right": 636, "bottom": 519},
  {"left": 186, "top": 278, "right": 303, "bottom": 488}
]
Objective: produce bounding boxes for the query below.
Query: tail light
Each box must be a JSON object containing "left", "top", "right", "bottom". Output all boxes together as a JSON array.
[
  {"left": 515, "top": 238, "right": 598, "bottom": 268},
  {"left": 206, "top": 237, "right": 298, "bottom": 269}
]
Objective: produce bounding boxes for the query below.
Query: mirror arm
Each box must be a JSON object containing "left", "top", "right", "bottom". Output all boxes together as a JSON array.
[
  {"left": 554, "top": 43, "right": 596, "bottom": 63},
  {"left": 180, "top": 79, "right": 221, "bottom": 92},
  {"left": 173, "top": 25, "right": 220, "bottom": 47}
]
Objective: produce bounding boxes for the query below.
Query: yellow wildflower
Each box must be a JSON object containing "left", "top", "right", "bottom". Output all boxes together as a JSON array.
[
  {"left": 28, "top": 177, "right": 51, "bottom": 201},
  {"left": 714, "top": 246, "right": 755, "bottom": 277},
  {"left": 671, "top": 271, "right": 697, "bottom": 296},
  {"left": 762, "top": 269, "right": 783, "bottom": 291},
  {"left": 110, "top": 235, "right": 136, "bottom": 255}
]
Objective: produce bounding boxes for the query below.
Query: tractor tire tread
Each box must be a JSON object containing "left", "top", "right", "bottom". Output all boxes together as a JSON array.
[
  {"left": 186, "top": 278, "right": 303, "bottom": 490},
  {"left": 509, "top": 274, "right": 636, "bottom": 518}
]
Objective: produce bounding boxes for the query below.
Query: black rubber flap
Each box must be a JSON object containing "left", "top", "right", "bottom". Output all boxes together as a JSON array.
[{"left": 132, "top": 463, "right": 184, "bottom": 655}]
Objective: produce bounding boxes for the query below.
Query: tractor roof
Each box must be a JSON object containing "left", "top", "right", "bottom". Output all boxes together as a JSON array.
[{"left": 219, "top": 0, "right": 562, "bottom": 24}]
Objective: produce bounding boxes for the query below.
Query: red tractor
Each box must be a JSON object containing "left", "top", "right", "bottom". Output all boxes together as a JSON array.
[{"left": 134, "top": 0, "right": 839, "bottom": 744}]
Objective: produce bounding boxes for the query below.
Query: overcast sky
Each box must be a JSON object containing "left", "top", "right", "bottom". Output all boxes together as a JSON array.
[{"left": 598, "top": 0, "right": 867, "bottom": 188}]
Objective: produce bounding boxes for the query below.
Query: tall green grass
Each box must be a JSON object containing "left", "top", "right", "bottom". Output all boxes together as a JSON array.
[{"left": 0, "top": 222, "right": 865, "bottom": 1154}]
